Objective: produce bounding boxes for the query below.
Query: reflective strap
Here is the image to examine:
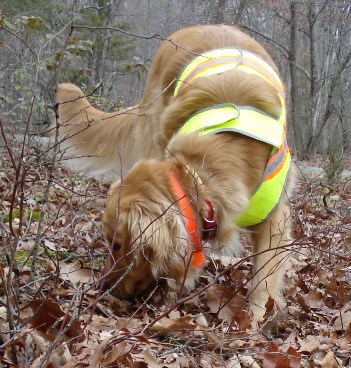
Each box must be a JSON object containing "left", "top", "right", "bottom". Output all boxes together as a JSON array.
[
  {"left": 263, "top": 139, "right": 289, "bottom": 181},
  {"left": 175, "top": 49, "right": 242, "bottom": 95},
  {"left": 235, "top": 149, "right": 291, "bottom": 227},
  {"left": 174, "top": 48, "right": 284, "bottom": 97},
  {"left": 175, "top": 58, "right": 242, "bottom": 95},
  {"left": 166, "top": 170, "right": 206, "bottom": 268},
  {"left": 179, "top": 103, "right": 284, "bottom": 148}
]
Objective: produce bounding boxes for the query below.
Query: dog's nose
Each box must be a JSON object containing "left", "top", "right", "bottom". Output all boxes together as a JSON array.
[{"left": 100, "top": 280, "right": 110, "bottom": 292}]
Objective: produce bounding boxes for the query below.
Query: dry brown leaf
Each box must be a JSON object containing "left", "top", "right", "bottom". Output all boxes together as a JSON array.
[
  {"left": 286, "top": 346, "right": 302, "bottom": 368},
  {"left": 333, "top": 310, "right": 351, "bottom": 331},
  {"left": 239, "top": 355, "right": 261, "bottom": 368},
  {"left": 30, "top": 331, "right": 71, "bottom": 368},
  {"left": 26, "top": 298, "right": 83, "bottom": 340},
  {"left": 206, "top": 284, "right": 246, "bottom": 323},
  {"left": 63, "top": 344, "right": 94, "bottom": 366},
  {"left": 195, "top": 313, "right": 208, "bottom": 327},
  {"left": 143, "top": 349, "right": 161, "bottom": 368},
  {"left": 163, "top": 353, "right": 190, "bottom": 367},
  {"left": 102, "top": 343, "right": 131, "bottom": 366},
  {"left": 148, "top": 315, "right": 195, "bottom": 333},
  {"left": 88, "top": 340, "right": 108, "bottom": 367},
  {"left": 298, "top": 336, "right": 319, "bottom": 353},
  {"left": 320, "top": 351, "right": 338, "bottom": 368},
  {"left": 59, "top": 261, "right": 94, "bottom": 284},
  {"left": 225, "top": 354, "right": 241, "bottom": 368},
  {"left": 261, "top": 343, "right": 301, "bottom": 368}
]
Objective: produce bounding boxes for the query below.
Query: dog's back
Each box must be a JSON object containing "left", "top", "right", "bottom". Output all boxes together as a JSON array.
[
  {"left": 141, "top": 25, "right": 280, "bottom": 115},
  {"left": 55, "top": 25, "right": 281, "bottom": 181}
]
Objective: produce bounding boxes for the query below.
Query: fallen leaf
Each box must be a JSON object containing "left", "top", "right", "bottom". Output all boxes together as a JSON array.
[
  {"left": 225, "top": 354, "right": 241, "bottom": 368},
  {"left": 195, "top": 313, "right": 208, "bottom": 327},
  {"left": 59, "top": 261, "right": 94, "bottom": 284},
  {"left": 298, "top": 336, "right": 319, "bottom": 353},
  {"left": 206, "top": 284, "right": 246, "bottom": 323},
  {"left": 262, "top": 343, "right": 301, "bottom": 368},
  {"left": 143, "top": 349, "right": 161, "bottom": 368},
  {"left": 26, "top": 298, "right": 83, "bottom": 340},
  {"left": 320, "top": 351, "right": 338, "bottom": 368},
  {"left": 148, "top": 315, "right": 195, "bottom": 333},
  {"left": 239, "top": 355, "right": 261, "bottom": 368},
  {"left": 333, "top": 311, "right": 351, "bottom": 331},
  {"left": 286, "top": 346, "right": 301, "bottom": 368}
]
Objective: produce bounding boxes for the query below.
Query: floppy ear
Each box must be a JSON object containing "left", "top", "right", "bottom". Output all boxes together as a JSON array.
[{"left": 126, "top": 200, "right": 189, "bottom": 275}]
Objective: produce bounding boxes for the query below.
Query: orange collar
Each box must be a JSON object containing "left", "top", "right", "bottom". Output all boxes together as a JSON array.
[{"left": 166, "top": 169, "right": 206, "bottom": 268}]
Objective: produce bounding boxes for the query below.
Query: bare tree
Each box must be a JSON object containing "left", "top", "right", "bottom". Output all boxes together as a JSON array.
[{"left": 288, "top": 0, "right": 304, "bottom": 156}]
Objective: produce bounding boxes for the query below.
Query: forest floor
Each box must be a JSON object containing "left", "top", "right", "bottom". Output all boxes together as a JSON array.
[{"left": 0, "top": 144, "right": 350, "bottom": 367}]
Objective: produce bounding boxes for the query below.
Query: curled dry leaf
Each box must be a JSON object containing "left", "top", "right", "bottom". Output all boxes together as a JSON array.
[
  {"left": 89, "top": 340, "right": 131, "bottom": 367},
  {"left": 298, "top": 336, "right": 319, "bottom": 354},
  {"left": 195, "top": 313, "right": 208, "bottom": 327},
  {"left": 148, "top": 315, "right": 195, "bottom": 333}
]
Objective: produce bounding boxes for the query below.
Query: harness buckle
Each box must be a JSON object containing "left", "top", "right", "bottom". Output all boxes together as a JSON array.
[{"left": 202, "top": 200, "right": 218, "bottom": 241}]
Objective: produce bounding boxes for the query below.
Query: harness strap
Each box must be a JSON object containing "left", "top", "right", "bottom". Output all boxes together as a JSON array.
[
  {"left": 174, "top": 48, "right": 284, "bottom": 99},
  {"left": 235, "top": 140, "right": 291, "bottom": 227},
  {"left": 166, "top": 169, "right": 206, "bottom": 268},
  {"left": 179, "top": 103, "right": 284, "bottom": 148}
]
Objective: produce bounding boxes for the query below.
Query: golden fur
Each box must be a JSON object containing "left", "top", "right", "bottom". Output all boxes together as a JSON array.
[{"left": 57, "top": 25, "right": 294, "bottom": 321}]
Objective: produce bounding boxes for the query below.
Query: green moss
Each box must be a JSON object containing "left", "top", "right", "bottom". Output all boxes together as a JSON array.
[
  {"left": 28, "top": 210, "right": 41, "bottom": 221},
  {"left": 1, "top": 209, "right": 42, "bottom": 223}
]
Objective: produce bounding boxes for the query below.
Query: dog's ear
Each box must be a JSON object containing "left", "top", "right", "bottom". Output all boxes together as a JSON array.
[{"left": 126, "top": 200, "right": 188, "bottom": 273}]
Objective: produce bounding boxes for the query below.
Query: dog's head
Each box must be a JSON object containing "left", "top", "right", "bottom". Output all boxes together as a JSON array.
[{"left": 102, "top": 160, "right": 200, "bottom": 297}]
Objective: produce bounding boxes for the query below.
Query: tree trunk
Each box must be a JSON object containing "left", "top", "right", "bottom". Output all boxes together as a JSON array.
[
  {"left": 288, "top": 1, "right": 305, "bottom": 157},
  {"left": 306, "top": 3, "right": 317, "bottom": 154},
  {"left": 215, "top": 0, "right": 226, "bottom": 23},
  {"left": 234, "top": 0, "right": 248, "bottom": 24},
  {"left": 94, "top": 0, "right": 112, "bottom": 95}
]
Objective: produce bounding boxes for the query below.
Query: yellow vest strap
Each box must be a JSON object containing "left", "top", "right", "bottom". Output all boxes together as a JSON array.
[
  {"left": 174, "top": 48, "right": 284, "bottom": 97},
  {"left": 179, "top": 104, "right": 284, "bottom": 148},
  {"left": 235, "top": 142, "right": 291, "bottom": 227}
]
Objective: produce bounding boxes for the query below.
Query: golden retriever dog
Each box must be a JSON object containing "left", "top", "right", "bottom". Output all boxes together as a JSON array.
[{"left": 57, "top": 25, "right": 294, "bottom": 321}]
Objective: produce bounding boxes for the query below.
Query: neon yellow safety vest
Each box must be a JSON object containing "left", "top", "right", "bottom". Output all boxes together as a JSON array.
[{"left": 174, "top": 48, "right": 291, "bottom": 227}]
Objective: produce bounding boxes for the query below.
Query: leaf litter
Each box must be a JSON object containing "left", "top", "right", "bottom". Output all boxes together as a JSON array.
[{"left": 0, "top": 148, "right": 350, "bottom": 367}]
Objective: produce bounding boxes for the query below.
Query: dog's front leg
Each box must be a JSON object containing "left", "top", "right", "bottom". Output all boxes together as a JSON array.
[{"left": 248, "top": 201, "right": 292, "bottom": 322}]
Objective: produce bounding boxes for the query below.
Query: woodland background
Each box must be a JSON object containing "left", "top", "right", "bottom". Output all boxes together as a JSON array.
[
  {"left": 0, "top": 1, "right": 351, "bottom": 367},
  {"left": 0, "top": 0, "right": 351, "bottom": 156}
]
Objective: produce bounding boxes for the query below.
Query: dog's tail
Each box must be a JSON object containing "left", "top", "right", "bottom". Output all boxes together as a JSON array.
[
  {"left": 50, "top": 83, "right": 143, "bottom": 180},
  {"left": 55, "top": 83, "right": 118, "bottom": 141}
]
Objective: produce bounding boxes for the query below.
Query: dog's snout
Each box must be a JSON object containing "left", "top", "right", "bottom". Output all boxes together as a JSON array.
[{"left": 101, "top": 283, "right": 109, "bottom": 292}]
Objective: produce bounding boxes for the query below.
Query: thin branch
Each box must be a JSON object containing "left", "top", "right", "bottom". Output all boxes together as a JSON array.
[{"left": 0, "top": 25, "right": 37, "bottom": 56}]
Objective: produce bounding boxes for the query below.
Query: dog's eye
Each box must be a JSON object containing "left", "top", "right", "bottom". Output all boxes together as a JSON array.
[{"left": 113, "top": 242, "right": 121, "bottom": 251}]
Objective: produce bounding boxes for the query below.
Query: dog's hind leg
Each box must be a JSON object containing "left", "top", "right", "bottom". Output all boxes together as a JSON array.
[{"left": 248, "top": 200, "right": 292, "bottom": 322}]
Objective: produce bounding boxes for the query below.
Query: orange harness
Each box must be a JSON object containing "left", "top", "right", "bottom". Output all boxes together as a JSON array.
[{"left": 166, "top": 169, "right": 213, "bottom": 268}]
